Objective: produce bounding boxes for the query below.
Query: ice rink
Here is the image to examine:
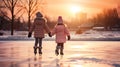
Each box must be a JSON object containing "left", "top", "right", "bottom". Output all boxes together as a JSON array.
[{"left": 0, "top": 41, "right": 120, "bottom": 67}]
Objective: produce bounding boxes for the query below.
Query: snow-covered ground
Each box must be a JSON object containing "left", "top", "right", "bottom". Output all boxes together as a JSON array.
[{"left": 0, "top": 30, "right": 120, "bottom": 41}]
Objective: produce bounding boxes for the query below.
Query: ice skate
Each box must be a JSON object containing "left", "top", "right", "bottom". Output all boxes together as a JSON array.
[
  {"left": 55, "top": 49, "right": 59, "bottom": 56},
  {"left": 38, "top": 47, "right": 42, "bottom": 55},
  {"left": 33, "top": 46, "right": 37, "bottom": 55},
  {"left": 60, "top": 47, "right": 64, "bottom": 55},
  {"left": 60, "top": 52, "right": 64, "bottom": 55}
]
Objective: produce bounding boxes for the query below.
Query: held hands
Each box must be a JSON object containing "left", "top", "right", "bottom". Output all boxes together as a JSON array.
[
  {"left": 67, "top": 35, "right": 70, "bottom": 40},
  {"left": 48, "top": 32, "right": 52, "bottom": 37}
]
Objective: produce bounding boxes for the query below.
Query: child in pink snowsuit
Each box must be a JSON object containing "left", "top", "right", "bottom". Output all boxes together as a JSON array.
[{"left": 51, "top": 16, "right": 70, "bottom": 55}]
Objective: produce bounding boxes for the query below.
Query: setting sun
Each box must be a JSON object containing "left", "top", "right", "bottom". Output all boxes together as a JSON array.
[{"left": 70, "top": 5, "right": 81, "bottom": 14}]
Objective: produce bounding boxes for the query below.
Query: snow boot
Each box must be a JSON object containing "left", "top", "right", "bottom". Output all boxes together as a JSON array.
[
  {"left": 60, "top": 48, "right": 64, "bottom": 55},
  {"left": 38, "top": 47, "right": 42, "bottom": 55},
  {"left": 55, "top": 49, "right": 59, "bottom": 56},
  {"left": 60, "top": 51, "right": 64, "bottom": 55},
  {"left": 55, "top": 46, "right": 60, "bottom": 56},
  {"left": 33, "top": 46, "right": 37, "bottom": 55}
]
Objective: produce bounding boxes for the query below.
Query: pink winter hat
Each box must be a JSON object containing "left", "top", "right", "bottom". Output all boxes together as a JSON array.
[{"left": 58, "top": 16, "right": 63, "bottom": 24}]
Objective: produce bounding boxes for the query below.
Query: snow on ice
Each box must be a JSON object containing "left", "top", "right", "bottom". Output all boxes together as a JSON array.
[{"left": 0, "top": 30, "right": 120, "bottom": 41}]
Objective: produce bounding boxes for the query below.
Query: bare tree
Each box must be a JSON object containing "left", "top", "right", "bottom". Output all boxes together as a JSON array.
[
  {"left": 2, "top": 0, "right": 23, "bottom": 35},
  {"left": 20, "top": 0, "right": 46, "bottom": 30},
  {"left": 92, "top": 8, "right": 119, "bottom": 30}
]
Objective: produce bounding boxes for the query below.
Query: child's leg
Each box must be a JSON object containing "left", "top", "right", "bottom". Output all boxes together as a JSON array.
[
  {"left": 34, "top": 38, "right": 39, "bottom": 55},
  {"left": 38, "top": 38, "right": 42, "bottom": 54},
  {"left": 60, "top": 43, "right": 64, "bottom": 55},
  {"left": 35, "top": 38, "right": 39, "bottom": 47},
  {"left": 55, "top": 43, "right": 60, "bottom": 55}
]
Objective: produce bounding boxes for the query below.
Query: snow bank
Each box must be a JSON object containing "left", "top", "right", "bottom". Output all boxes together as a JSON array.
[{"left": 0, "top": 30, "right": 120, "bottom": 41}]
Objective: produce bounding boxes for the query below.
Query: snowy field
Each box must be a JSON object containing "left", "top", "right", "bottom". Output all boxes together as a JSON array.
[
  {"left": 0, "top": 41, "right": 120, "bottom": 67},
  {"left": 0, "top": 30, "right": 120, "bottom": 41}
]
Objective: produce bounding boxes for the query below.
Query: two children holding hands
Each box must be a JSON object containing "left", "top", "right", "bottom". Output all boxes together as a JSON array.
[{"left": 28, "top": 12, "right": 70, "bottom": 56}]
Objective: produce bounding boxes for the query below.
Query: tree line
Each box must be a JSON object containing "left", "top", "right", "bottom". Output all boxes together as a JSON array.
[
  {"left": 0, "top": 0, "right": 46, "bottom": 35},
  {"left": 67, "top": 8, "right": 120, "bottom": 31},
  {"left": 0, "top": 0, "right": 120, "bottom": 35},
  {"left": 91, "top": 8, "right": 120, "bottom": 30}
]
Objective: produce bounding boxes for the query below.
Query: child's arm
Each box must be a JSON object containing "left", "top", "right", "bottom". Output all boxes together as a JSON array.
[
  {"left": 29, "top": 21, "right": 35, "bottom": 33},
  {"left": 28, "top": 22, "right": 35, "bottom": 38},
  {"left": 51, "top": 27, "right": 56, "bottom": 36},
  {"left": 64, "top": 25, "right": 70, "bottom": 36},
  {"left": 64, "top": 25, "right": 71, "bottom": 40},
  {"left": 67, "top": 35, "right": 70, "bottom": 40},
  {"left": 43, "top": 19, "right": 50, "bottom": 34}
]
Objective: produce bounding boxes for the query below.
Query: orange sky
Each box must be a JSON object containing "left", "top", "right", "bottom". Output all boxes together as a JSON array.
[{"left": 42, "top": 0, "right": 120, "bottom": 20}]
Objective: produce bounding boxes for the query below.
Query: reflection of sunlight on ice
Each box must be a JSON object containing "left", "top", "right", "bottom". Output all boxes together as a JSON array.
[
  {"left": 72, "top": 65, "right": 83, "bottom": 67},
  {"left": 73, "top": 54, "right": 81, "bottom": 56},
  {"left": 69, "top": 63, "right": 113, "bottom": 67},
  {"left": 70, "top": 54, "right": 81, "bottom": 57},
  {"left": 70, "top": 45, "right": 82, "bottom": 49},
  {"left": 0, "top": 41, "right": 120, "bottom": 67},
  {"left": 83, "top": 63, "right": 114, "bottom": 67}
]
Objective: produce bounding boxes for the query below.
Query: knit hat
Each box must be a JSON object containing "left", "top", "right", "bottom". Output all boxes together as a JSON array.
[
  {"left": 36, "top": 12, "right": 43, "bottom": 17},
  {"left": 58, "top": 16, "right": 63, "bottom": 24}
]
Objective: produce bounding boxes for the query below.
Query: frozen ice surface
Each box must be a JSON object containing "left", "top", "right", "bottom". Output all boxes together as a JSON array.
[{"left": 0, "top": 41, "right": 120, "bottom": 67}]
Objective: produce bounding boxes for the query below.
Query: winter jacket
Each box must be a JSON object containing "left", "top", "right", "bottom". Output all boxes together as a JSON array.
[
  {"left": 51, "top": 24, "right": 70, "bottom": 43},
  {"left": 30, "top": 17, "right": 50, "bottom": 38}
]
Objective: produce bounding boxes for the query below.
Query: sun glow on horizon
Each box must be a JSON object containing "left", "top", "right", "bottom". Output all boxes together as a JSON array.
[{"left": 70, "top": 5, "right": 82, "bottom": 14}]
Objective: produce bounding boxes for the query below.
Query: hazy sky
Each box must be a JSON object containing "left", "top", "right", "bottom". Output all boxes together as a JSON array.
[{"left": 43, "top": 0, "right": 120, "bottom": 19}]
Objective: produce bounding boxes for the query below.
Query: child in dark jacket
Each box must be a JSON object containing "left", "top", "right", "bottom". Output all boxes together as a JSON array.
[{"left": 28, "top": 12, "right": 51, "bottom": 55}]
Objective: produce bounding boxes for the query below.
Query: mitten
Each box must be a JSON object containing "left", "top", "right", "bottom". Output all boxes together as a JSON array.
[
  {"left": 48, "top": 32, "right": 52, "bottom": 37},
  {"left": 28, "top": 32, "right": 32, "bottom": 38},
  {"left": 67, "top": 35, "right": 70, "bottom": 40}
]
